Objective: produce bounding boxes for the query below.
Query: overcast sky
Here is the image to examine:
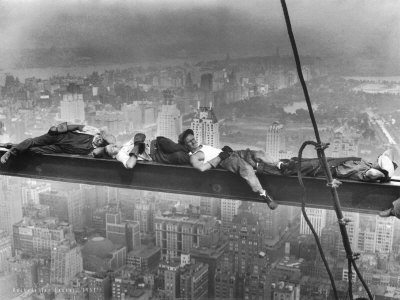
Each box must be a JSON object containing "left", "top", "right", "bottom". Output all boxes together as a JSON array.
[{"left": 0, "top": 0, "right": 399, "bottom": 67}]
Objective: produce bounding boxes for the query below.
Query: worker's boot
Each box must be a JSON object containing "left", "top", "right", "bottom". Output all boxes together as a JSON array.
[{"left": 260, "top": 191, "right": 279, "bottom": 210}]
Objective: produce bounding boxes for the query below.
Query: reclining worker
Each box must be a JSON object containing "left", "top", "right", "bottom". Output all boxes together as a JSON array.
[
  {"left": 179, "top": 129, "right": 279, "bottom": 210},
  {"left": 104, "top": 133, "right": 190, "bottom": 168},
  {"left": 0, "top": 122, "right": 116, "bottom": 164},
  {"left": 254, "top": 149, "right": 397, "bottom": 183}
]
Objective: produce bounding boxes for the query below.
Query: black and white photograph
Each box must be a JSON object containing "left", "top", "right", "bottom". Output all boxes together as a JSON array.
[{"left": 1, "top": 0, "right": 400, "bottom": 299}]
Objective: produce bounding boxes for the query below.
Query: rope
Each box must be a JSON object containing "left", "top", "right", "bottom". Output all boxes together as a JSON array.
[
  {"left": 280, "top": 1, "right": 373, "bottom": 299},
  {"left": 297, "top": 141, "right": 338, "bottom": 299}
]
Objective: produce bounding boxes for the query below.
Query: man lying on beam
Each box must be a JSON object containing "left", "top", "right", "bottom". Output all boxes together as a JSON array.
[
  {"left": 179, "top": 129, "right": 280, "bottom": 210},
  {"left": 254, "top": 149, "right": 397, "bottom": 183},
  {"left": 0, "top": 123, "right": 116, "bottom": 164},
  {"left": 103, "top": 132, "right": 190, "bottom": 168}
]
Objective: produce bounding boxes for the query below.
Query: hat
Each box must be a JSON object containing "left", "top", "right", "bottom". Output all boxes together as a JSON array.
[
  {"left": 378, "top": 151, "right": 395, "bottom": 177},
  {"left": 134, "top": 133, "right": 146, "bottom": 145},
  {"left": 178, "top": 129, "right": 194, "bottom": 145}
]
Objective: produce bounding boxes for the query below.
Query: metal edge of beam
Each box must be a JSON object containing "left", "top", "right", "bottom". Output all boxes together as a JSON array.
[{"left": 0, "top": 149, "right": 399, "bottom": 213}]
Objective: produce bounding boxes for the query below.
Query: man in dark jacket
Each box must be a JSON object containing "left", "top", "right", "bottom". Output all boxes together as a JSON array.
[
  {"left": 0, "top": 123, "right": 116, "bottom": 164},
  {"left": 104, "top": 133, "right": 190, "bottom": 169},
  {"left": 255, "top": 149, "right": 397, "bottom": 183}
]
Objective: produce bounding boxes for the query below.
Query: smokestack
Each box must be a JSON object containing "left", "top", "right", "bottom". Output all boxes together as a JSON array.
[
  {"left": 209, "top": 101, "right": 212, "bottom": 109},
  {"left": 197, "top": 101, "right": 200, "bottom": 110}
]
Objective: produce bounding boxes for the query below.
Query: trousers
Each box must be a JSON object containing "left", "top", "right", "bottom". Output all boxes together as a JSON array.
[{"left": 220, "top": 149, "right": 275, "bottom": 193}]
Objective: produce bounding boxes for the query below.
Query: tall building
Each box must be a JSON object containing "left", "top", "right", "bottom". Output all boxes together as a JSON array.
[
  {"left": 243, "top": 264, "right": 271, "bottom": 300},
  {"left": 60, "top": 93, "right": 85, "bottom": 123},
  {"left": 252, "top": 202, "right": 287, "bottom": 247},
  {"left": 39, "top": 189, "right": 84, "bottom": 230},
  {"left": 81, "top": 236, "right": 127, "bottom": 272},
  {"left": 214, "top": 261, "right": 237, "bottom": 299},
  {"left": 199, "top": 197, "right": 220, "bottom": 217},
  {"left": 228, "top": 204, "right": 264, "bottom": 275},
  {"left": 266, "top": 122, "right": 286, "bottom": 161},
  {"left": 271, "top": 281, "right": 301, "bottom": 300},
  {"left": 355, "top": 213, "right": 393, "bottom": 254},
  {"left": 158, "top": 260, "right": 180, "bottom": 300},
  {"left": 0, "top": 230, "right": 11, "bottom": 273},
  {"left": 106, "top": 211, "right": 141, "bottom": 252},
  {"left": 127, "top": 245, "right": 161, "bottom": 273},
  {"left": 50, "top": 240, "right": 83, "bottom": 285},
  {"left": 375, "top": 216, "right": 394, "bottom": 254},
  {"left": 0, "top": 181, "right": 23, "bottom": 235},
  {"left": 190, "top": 241, "right": 227, "bottom": 298},
  {"left": 8, "top": 257, "right": 38, "bottom": 289},
  {"left": 300, "top": 208, "right": 327, "bottom": 237},
  {"left": 157, "top": 104, "right": 182, "bottom": 141},
  {"left": 180, "top": 261, "right": 209, "bottom": 299},
  {"left": 133, "top": 200, "right": 155, "bottom": 234},
  {"left": 191, "top": 105, "right": 220, "bottom": 148},
  {"left": 221, "top": 199, "right": 241, "bottom": 231},
  {"left": 155, "top": 212, "right": 219, "bottom": 260},
  {"left": 13, "top": 217, "right": 73, "bottom": 256},
  {"left": 21, "top": 182, "right": 51, "bottom": 206},
  {"left": 85, "top": 272, "right": 112, "bottom": 300}
]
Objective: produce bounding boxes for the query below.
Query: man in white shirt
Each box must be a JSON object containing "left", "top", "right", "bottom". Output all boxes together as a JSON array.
[
  {"left": 105, "top": 133, "right": 190, "bottom": 168},
  {"left": 105, "top": 133, "right": 151, "bottom": 169},
  {"left": 179, "top": 129, "right": 279, "bottom": 210}
]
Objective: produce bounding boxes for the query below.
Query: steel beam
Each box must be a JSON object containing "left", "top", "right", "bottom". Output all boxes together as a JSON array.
[{"left": 0, "top": 149, "right": 399, "bottom": 213}]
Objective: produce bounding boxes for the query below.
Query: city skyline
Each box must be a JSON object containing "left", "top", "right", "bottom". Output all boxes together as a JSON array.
[{"left": 1, "top": 1, "right": 400, "bottom": 299}]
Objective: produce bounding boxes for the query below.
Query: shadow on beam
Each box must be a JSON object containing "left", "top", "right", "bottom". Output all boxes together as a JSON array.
[{"left": 1, "top": 149, "right": 399, "bottom": 214}]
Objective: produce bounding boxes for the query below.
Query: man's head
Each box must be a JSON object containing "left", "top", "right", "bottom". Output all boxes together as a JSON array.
[
  {"left": 179, "top": 129, "right": 198, "bottom": 152},
  {"left": 95, "top": 133, "right": 116, "bottom": 148},
  {"left": 367, "top": 149, "right": 398, "bottom": 181},
  {"left": 104, "top": 144, "right": 121, "bottom": 158}
]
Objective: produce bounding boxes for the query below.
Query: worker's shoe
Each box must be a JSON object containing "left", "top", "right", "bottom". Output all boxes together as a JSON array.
[
  {"left": 379, "top": 208, "right": 395, "bottom": 218},
  {"left": 260, "top": 192, "right": 279, "bottom": 210},
  {"left": 0, "top": 143, "right": 13, "bottom": 149},
  {"left": 0, "top": 151, "right": 12, "bottom": 164}
]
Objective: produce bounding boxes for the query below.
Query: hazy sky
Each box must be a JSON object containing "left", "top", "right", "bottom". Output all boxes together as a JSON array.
[{"left": 0, "top": 0, "right": 399, "bottom": 67}]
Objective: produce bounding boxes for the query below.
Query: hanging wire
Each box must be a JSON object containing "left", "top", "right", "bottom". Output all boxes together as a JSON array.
[
  {"left": 297, "top": 141, "right": 338, "bottom": 299},
  {"left": 279, "top": 0, "right": 373, "bottom": 299}
]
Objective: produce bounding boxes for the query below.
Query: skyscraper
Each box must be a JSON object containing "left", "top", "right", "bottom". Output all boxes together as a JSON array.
[
  {"left": 0, "top": 230, "right": 11, "bottom": 274},
  {"left": 133, "top": 200, "right": 155, "bottom": 234},
  {"left": 13, "top": 217, "right": 73, "bottom": 256},
  {"left": 191, "top": 105, "right": 220, "bottom": 148},
  {"left": 155, "top": 212, "right": 219, "bottom": 260},
  {"left": 228, "top": 204, "right": 264, "bottom": 275},
  {"left": 60, "top": 93, "right": 85, "bottom": 123},
  {"left": 106, "top": 211, "right": 141, "bottom": 252},
  {"left": 300, "top": 208, "right": 327, "bottom": 237},
  {"left": 8, "top": 257, "right": 38, "bottom": 289},
  {"left": 180, "top": 261, "right": 209, "bottom": 299},
  {"left": 39, "top": 189, "right": 84, "bottom": 230},
  {"left": 0, "top": 180, "right": 23, "bottom": 235},
  {"left": 221, "top": 199, "right": 241, "bottom": 231},
  {"left": 266, "top": 122, "right": 287, "bottom": 161},
  {"left": 375, "top": 216, "right": 394, "bottom": 254},
  {"left": 157, "top": 104, "right": 182, "bottom": 140},
  {"left": 50, "top": 240, "right": 83, "bottom": 285}
]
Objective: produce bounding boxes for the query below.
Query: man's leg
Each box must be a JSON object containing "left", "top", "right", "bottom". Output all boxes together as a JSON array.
[
  {"left": 220, "top": 153, "right": 278, "bottom": 209},
  {"left": 29, "top": 145, "right": 63, "bottom": 155},
  {"left": 1, "top": 133, "right": 59, "bottom": 163}
]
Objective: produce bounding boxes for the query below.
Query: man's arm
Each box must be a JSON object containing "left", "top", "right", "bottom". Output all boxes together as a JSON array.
[{"left": 190, "top": 153, "right": 221, "bottom": 172}]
